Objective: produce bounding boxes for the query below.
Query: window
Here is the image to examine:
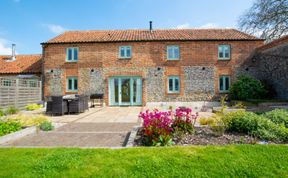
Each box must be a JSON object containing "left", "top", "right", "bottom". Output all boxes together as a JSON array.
[
  {"left": 66, "top": 47, "right": 78, "bottom": 62},
  {"left": 3, "top": 80, "right": 12, "bottom": 86},
  {"left": 168, "top": 76, "right": 180, "bottom": 93},
  {"left": 219, "top": 76, "right": 230, "bottom": 93},
  {"left": 167, "top": 45, "right": 180, "bottom": 60},
  {"left": 218, "top": 45, "right": 231, "bottom": 60},
  {"left": 119, "top": 46, "right": 132, "bottom": 58},
  {"left": 29, "top": 80, "right": 37, "bottom": 87},
  {"left": 66, "top": 77, "right": 78, "bottom": 92}
]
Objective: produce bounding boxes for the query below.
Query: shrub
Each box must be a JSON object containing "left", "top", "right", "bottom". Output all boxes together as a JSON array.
[
  {"left": 0, "top": 108, "right": 4, "bottom": 117},
  {"left": 222, "top": 111, "right": 288, "bottom": 142},
  {"left": 39, "top": 121, "right": 54, "bottom": 131},
  {"left": 6, "top": 114, "right": 49, "bottom": 127},
  {"left": 229, "top": 75, "right": 267, "bottom": 100},
  {"left": 263, "top": 109, "right": 288, "bottom": 128},
  {"left": 139, "top": 109, "right": 173, "bottom": 146},
  {"left": 0, "top": 121, "right": 22, "bottom": 136},
  {"left": 5, "top": 106, "right": 19, "bottom": 115},
  {"left": 199, "top": 117, "right": 217, "bottom": 125},
  {"left": 25, "top": 104, "right": 43, "bottom": 111},
  {"left": 138, "top": 107, "right": 197, "bottom": 146},
  {"left": 172, "top": 107, "right": 198, "bottom": 134}
]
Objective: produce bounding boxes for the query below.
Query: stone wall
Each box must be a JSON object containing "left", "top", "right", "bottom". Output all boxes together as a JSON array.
[
  {"left": 238, "top": 41, "right": 288, "bottom": 99},
  {"left": 44, "top": 69, "right": 64, "bottom": 96}
]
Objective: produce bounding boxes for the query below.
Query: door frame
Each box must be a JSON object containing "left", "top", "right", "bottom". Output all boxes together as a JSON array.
[{"left": 108, "top": 76, "right": 142, "bottom": 106}]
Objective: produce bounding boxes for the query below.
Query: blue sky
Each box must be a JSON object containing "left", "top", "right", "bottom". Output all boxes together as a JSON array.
[{"left": 0, "top": 0, "right": 254, "bottom": 54}]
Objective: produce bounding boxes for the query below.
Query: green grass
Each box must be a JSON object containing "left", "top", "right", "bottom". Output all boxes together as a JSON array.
[{"left": 0, "top": 145, "right": 288, "bottom": 177}]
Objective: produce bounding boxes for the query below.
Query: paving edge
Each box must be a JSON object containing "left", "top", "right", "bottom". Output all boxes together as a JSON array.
[
  {"left": 0, "top": 122, "right": 66, "bottom": 145},
  {"left": 125, "top": 126, "right": 141, "bottom": 147},
  {"left": 0, "top": 126, "right": 37, "bottom": 145}
]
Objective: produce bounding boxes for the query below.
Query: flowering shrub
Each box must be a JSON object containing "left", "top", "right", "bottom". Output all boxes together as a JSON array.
[
  {"left": 139, "top": 109, "right": 173, "bottom": 146},
  {"left": 139, "top": 107, "right": 198, "bottom": 146},
  {"left": 172, "top": 107, "right": 198, "bottom": 134}
]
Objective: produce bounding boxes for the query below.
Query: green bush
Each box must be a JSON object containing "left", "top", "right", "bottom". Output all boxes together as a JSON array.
[
  {"left": 222, "top": 111, "right": 288, "bottom": 142},
  {"left": 39, "top": 121, "right": 54, "bottom": 131},
  {"left": 263, "top": 109, "right": 288, "bottom": 128},
  {"left": 25, "top": 104, "right": 43, "bottom": 111},
  {"left": 5, "top": 106, "right": 19, "bottom": 115},
  {"left": 6, "top": 114, "right": 49, "bottom": 127},
  {"left": 0, "top": 121, "right": 22, "bottom": 136},
  {"left": 229, "top": 75, "right": 267, "bottom": 100},
  {"left": 0, "top": 108, "right": 4, "bottom": 117}
]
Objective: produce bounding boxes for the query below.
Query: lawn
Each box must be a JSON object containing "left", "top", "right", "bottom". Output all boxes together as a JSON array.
[{"left": 0, "top": 145, "right": 287, "bottom": 177}]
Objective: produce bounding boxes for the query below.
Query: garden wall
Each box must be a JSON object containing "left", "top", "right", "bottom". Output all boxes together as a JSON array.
[{"left": 238, "top": 37, "right": 288, "bottom": 99}]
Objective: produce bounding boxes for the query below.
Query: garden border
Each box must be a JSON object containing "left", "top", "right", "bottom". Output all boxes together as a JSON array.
[
  {"left": 0, "top": 123, "right": 66, "bottom": 145},
  {"left": 125, "top": 126, "right": 141, "bottom": 147}
]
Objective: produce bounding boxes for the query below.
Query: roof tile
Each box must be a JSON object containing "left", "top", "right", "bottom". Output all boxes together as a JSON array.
[
  {"left": 0, "top": 55, "right": 42, "bottom": 74},
  {"left": 44, "top": 29, "right": 262, "bottom": 44}
]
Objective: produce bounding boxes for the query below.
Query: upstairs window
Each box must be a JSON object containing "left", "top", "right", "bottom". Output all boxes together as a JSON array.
[
  {"left": 219, "top": 75, "right": 230, "bottom": 93},
  {"left": 119, "top": 46, "right": 132, "bottom": 58},
  {"left": 168, "top": 76, "right": 180, "bottom": 93},
  {"left": 218, "top": 45, "right": 231, "bottom": 60},
  {"left": 66, "top": 77, "right": 78, "bottom": 92},
  {"left": 167, "top": 45, "right": 180, "bottom": 60},
  {"left": 66, "top": 47, "right": 78, "bottom": 62}
]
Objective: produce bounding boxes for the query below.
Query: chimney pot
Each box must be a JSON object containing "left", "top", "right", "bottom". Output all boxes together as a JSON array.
[
  {"left": 149, "top": 21, "right": 153, "bottom": 32},
  {"left": 11, "top": 44, "right": 16, "bottom": 61}
]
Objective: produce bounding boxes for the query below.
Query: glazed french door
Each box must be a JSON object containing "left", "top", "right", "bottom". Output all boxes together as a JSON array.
[{"left": 109, "top": 77, "right": 142, "bottom": 106}]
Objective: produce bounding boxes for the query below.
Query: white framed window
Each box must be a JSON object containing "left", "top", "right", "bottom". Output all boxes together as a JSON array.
[
  {"left": 66, "top": 47, "right": 78, "bottom": 62},
  {"left": 119, "top": 46, "right": 132, "bottom": 58},
  {"left": 218, "top": 45, "right": 231, "bottom": 60},
  {"left": 66, "top": 77, "right": 78, "bottom": 92},
  {"left": 3, "top": 80, "right": 12, "bottom": 86},
  {"left": 219, "top": 75, "right": 230, "bottom": 93},
  {"left": 168, "top": 76, "right": 180, "bottom": 93},
  {"left": 167, "top": 45, "right": 180, "bottom": 60}
]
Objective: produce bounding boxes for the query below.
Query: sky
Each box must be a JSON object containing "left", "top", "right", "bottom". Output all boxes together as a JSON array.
[{"left": 0, "top": 0, "right": 254, "bottom": 54}]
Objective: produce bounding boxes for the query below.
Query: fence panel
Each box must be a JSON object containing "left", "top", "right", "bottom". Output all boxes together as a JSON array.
[{"left": 0, "top": 77, "right": 42, "bottom": 109}]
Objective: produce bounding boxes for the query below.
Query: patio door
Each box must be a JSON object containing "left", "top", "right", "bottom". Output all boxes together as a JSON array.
[{"left": 109, "top": 77, "right": 142, "bottom": 106}]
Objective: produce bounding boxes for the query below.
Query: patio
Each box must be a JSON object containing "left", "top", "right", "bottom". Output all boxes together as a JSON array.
[{"left": 1, "top": 107, "right": 142, "bottom": 147}]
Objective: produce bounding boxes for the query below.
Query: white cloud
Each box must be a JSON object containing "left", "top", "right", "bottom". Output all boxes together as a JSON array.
[
  {"left": 199, "top": 23, "right": 219, "bottom": 29},
  {"left": 0, "top": 38, "right": 13, "bottom": 55},
  {"left": 43, "top": 24, "right": 66, "bottom": 34},
  {"left": 175, "top": 23, "right": 190, "bottom": 29}
]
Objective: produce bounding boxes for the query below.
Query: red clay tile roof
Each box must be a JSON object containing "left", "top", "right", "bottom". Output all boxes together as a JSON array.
[
  {"left": 257, "top": 35, "right": 288, "bottom": 52},
  {"left": 0, "top": 54, "right": 42, "bottom": 74},
  {"left": 43, "top": 29, "right": 263, "bottom": 44}
]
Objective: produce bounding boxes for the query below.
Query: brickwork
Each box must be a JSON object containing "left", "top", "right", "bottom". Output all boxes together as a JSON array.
[{"left": 43, "top": 40, "right": 263, "bottom": 105}]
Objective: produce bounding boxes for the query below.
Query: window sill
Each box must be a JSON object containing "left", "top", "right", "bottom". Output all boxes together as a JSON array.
[
  {"left": 118, "top": 57, "right": 131, "bottom": 60},
  {"left": 167, "top": 59, "right": 180, "bottom": 61},
  {"left": 65, "top": 61, "right": 78, "bottom": 63},
  {"left": 218, "top": 58, "right": 231, "bottom": 61},
  {"left": 219, "top": 91, "right": 229, "bottom": 94},
  {"left": 167, "top": 92, "right": 180, "bottom": 95}
]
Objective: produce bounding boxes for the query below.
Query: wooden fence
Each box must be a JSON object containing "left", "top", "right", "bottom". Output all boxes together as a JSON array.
[{"left": 0, "top": 77, "right": 42, "bottom": 109}]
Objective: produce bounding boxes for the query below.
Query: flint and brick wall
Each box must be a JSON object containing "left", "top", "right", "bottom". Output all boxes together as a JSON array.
[
  {"left": 238, "top": 38, "right": 288, "bottom": 99},
  {"left": 43, "top": 40, "right": 263, "bottom": 105}
]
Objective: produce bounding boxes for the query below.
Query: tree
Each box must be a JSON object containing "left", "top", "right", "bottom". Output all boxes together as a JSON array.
[{"left": 239, "top": 0, "right": 288, "bottom": 42}]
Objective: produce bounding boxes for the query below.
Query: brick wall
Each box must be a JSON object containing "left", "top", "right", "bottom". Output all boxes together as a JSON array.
[{"left": 43, "top": 40, "right": 263, "bottom": 105}]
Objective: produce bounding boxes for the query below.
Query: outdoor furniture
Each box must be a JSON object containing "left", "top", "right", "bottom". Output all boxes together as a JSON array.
[
  {"left": 50, "top": 96, "right": 68, "bottom": 116},
  {"left": 90, "top": 94, "right": 104, "bottom": 107},
  {"left": 68, "top": 96, "right": 85, "bottom": 114}
]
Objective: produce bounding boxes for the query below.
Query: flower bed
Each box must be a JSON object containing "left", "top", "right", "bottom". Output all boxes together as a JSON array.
[
  {"left": 136, "top": 107, "right": 288, "bottom": 146},
  {"left": 138, "top": 107, "right": 198, "bottom": 146}
]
